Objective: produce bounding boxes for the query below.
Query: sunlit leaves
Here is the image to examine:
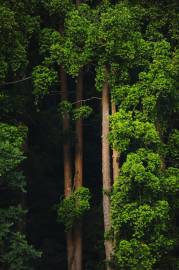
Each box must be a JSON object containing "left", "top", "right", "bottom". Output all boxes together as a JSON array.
[
  {"left": 32, "top": 65, "right": 58, "bottom": 99},
  {"left": 57, "top": 187, "right": 91, "bottom": 231}
]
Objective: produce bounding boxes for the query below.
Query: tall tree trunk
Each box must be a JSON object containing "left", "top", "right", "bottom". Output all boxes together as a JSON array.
[
  {"left": 74, "top": 71, "right": 83, "bottom": 189},
  {"left": 76, "top": 0, "right": 81, "bottom": 7},
  {"left": 73, "top": 70, "right": 83, "bottom": 270},
  {"left": 102, "top": 66, "right": 113, "bottom": 270},
  {"left": 111, "top": 102, "right": 119, "bottom": 182},
  {"left": 60, "top": 66, "right": 74, "bottom": 270}
]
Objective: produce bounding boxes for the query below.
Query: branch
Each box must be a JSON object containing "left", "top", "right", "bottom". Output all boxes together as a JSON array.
[
  {"left": 72, "top": 97, "right": 101, "bottom": 105},
  {"left": 1, "top": 76, "right": 31, "bottom": 86}
]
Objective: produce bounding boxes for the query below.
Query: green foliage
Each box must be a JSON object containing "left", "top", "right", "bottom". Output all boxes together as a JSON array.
[
  {"left": 114, "top": 239, "right": 156, "bottom": 270},
  {"left": 41, "top": 0, "right": 73, "bottom": 16},
  {"left": 109, "top": 109, "right": 160, "bottom": 152},
  {"left": 111, "top": 149, "right": 179, "bottom": 269},
  {"left": 62, "top": 4, "right": 94, "bottom": 76},
  {"left": 58, "top": 101, "right": 92, "bottom": 120},
  {"left": 5, "top": 0, "right": 177, "bottom": 268},
  {"left": 0, "top": 1, "right": 39, "bottom": 82},
  {"left": 167, "top": 130, "right": 179, "bottom": 167},
  {"left": 58, "top": 100, "right": 73, "bottom": 117},
  {"left": 32, "top": 65, "right": 58, "bottom": 98},
  {"left": 57, "top": 187, "right": 91, "bottom": 231},
  {"left": 95, "top": 65, "right": 106, "bottom": 92},
  {"left": 106, "top": 3, "right": 179, "bottom": 269},
  {"left": 2, "top": 232, "right": 41, "bottom": 270},
  {"left": 72, "top": 105, "right": 92, "bottom": 120},
  {"left": 0, "top": 123, "right": 41, "bottom": 269},
  {"left": 39, "top": 28, "right": 62, "bottom": 61},
  {"left": 0, "top": 123, "right": 27, "bottom": 190}
]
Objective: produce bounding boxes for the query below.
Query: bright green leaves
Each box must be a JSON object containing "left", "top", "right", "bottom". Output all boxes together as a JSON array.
[
  {"left": 58, "top": 101, "right": 92, "bottom": 120},
  {"left": 97, "top": 3, "right": 141, "bottom": 62},
  {"left": 39, "top": 28, "right": 62, "bottom": 62},
  {"left": 111, "top": 148, "right": 179, "bottom": 269},
  {"left": 32, "top": 65, "right": 58, "bottom": 100},
  {"left": 110, "top": 37, "right": 179, "bottom": 266},
  {"left": 95, "top": 65, "right": 106, "bottom": 92},
  {"left": 58, "top": 100, "right": 72, "bottom": 116},
  {"left": 114, "top": 239, "right": 156, "bottom": 270},
  {"left": 57, "top": 187, "right": 91, "bottom": 231},
  {"left": 63, "top": 4, "right": 94, "bottom": 76},
  {"left": 38, "top": 4, "right": 95, "bottom": 77},
  {"left": 112, "top": 149, "right": 162, "bottom": 198},
  {"left": 73, "top": 105, "right": 92, "bottom": 120},
  {"left": 109, "top": 110, "right": 160, "bottom": 152}
]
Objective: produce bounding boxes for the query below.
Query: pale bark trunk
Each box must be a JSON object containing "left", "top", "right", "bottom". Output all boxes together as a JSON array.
[
  {"left": 102, "top": 67, "right": 113, "bottom": 270},
  {"left": 73, "top": 70, "right": 83, "bottom": 270},
  {"left": 60, "top": 66, "right": 74, "bottom": 270},
  {"left": 111, "top": 102, "right": 119, "bottom": 182}
]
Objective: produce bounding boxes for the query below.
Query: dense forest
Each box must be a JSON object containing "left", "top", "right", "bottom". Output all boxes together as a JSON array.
[{"left": 0, "top": 0, "right": 179, "bottom": 269}]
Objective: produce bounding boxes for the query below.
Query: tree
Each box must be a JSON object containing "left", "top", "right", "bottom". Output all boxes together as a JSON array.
[
  {"left": 109, "top": 1, "right": 179, "bottom": 269},
  {"left": 0, "top": 1, "right": 41, "bottom": 268},
  {"left": 0, "top": 123, "right": 41, "bottom": 270}
]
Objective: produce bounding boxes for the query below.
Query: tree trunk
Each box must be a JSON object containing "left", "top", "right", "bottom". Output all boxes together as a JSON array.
[
  {"left": 111, "top": 102, "right": 119, "bottom": 182},
  {"left": 76, "top": 0, "right": 81, "bottom": 7},
  {"left": 60, "top": 66, "right": 74, "bottom": 270},
  {"left": 102, "top": 66, "right": 113, "bottom": 270},
  {"left": 74, "top": 71, "right": 83, "bottom": 189},
  {"left": 73, "top": 70, "right": 83, "bottom": 270}
]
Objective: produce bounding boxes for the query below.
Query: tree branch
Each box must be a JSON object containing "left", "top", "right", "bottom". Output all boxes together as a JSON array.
[{"left": 1, "top": 76, "right": 31, "bottom": 86}]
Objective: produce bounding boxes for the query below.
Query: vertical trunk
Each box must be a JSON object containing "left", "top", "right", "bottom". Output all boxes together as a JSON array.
[
  {"left": 102, "top": 67, "right": 113, "bottom": 270},
  {"left": 60, "top": 66, "right": 74, "bottom": 270},
  {"left": 111, "top": 102, "right": 119, "bottom": 182},
  {"left": 76, "top": 0, "right": 81, "bottom": 7},
  {"left": 73, "top": 70, "right": 83, "bottom": 270},
  {"left": 74, "top": 71, "right": 83, "bottom": 189}
]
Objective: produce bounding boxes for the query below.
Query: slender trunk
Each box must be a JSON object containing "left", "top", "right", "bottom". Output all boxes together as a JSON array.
[
  {"left": 74, "top": 71, "right": 83, "bottom": 189},
  {"left": 73, "top": 1, "right": 83, "bottom": 268},
  {"left": 76, "top": 0, "right": 81, "bottom": 7},
  {"left": 73, "top": 70, "right": 83, "bottom": 270},
  {"left": 102, "top": 67, "right": 113, "bottom": 270},
  {"left": 60, "top": 67, "right": 74, "bottom": 270},
  {"left": 111, "top": 102, "right": 119, "bottom": 182}
]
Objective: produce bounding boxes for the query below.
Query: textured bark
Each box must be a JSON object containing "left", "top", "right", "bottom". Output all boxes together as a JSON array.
[
  {"left": 111, "top": 102, "right": 120, "bottom": 182},
  {"left": 60, "top": 66, "right": 74, "bottom": 270},
  {"left": 102, "top": 67, "right": 113, "bottom": 270},
  {"left": 73, "top": 70, "right": 83, "bottom": 270},
  {"left": 74, "top": 71, "right": 83, "bottom": 189}
]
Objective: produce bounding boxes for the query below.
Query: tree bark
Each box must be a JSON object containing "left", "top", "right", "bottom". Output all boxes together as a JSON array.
[
  {"left": 102, "top": 67, "right": 113, "bottom": 270},
  {"left": 111, "top": 102, "right": 119, "bottom": 182},
  {"left": 60, "top": 66, "right": 74, "bottom": 270},
  {"left": 73, "top": 70, "right": 83, "bottom": 270},
  {"left": 74, "top": 71, "right": 83, "bottom": 189},
  {"left": 76, "top": 0, "right": 81, "bottom": 7}
]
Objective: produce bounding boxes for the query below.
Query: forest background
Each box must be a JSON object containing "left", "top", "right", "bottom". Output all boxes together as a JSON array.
[{"left": 0, "top": 0, "right": 179, "bottom": 269}]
